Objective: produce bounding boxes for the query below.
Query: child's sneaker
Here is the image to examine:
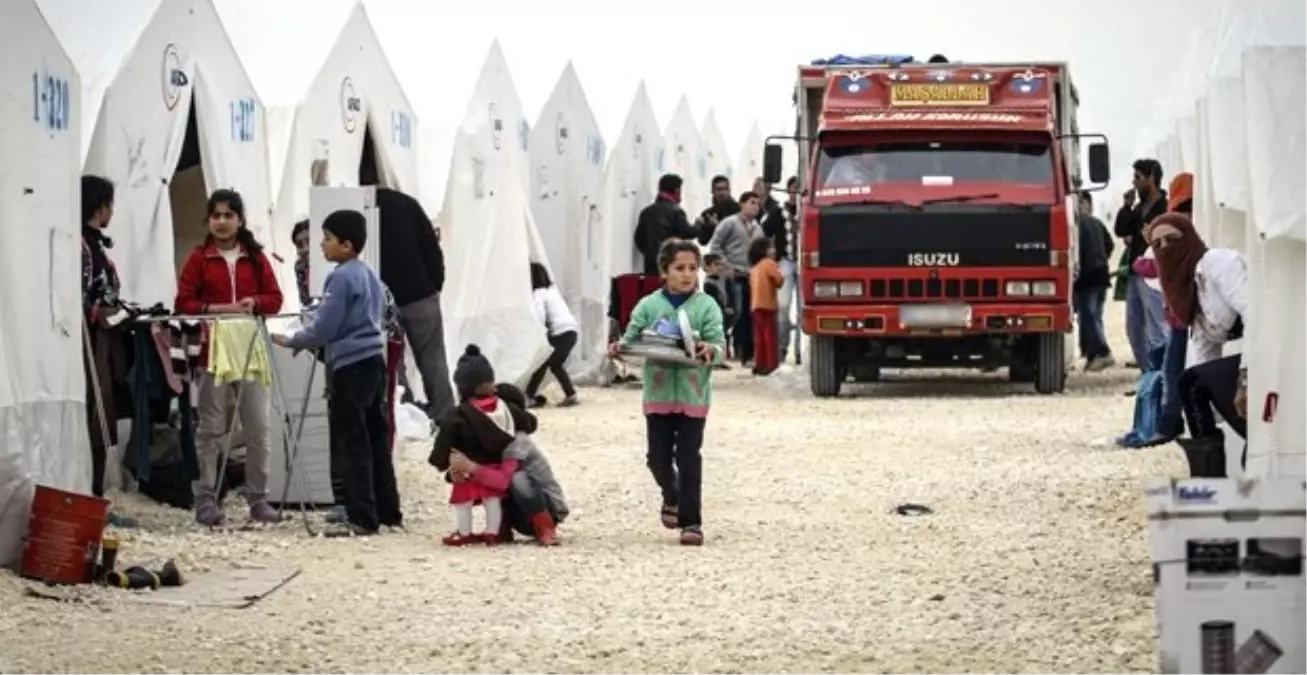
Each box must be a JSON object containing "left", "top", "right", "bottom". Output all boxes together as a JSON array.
[
  {"left": 441, "top": 532, "right": 480, "bottom": 546},
  {"left": 659, "top": 504, "right": 678, "bottom": 529},
  {"left": 680, "top": 527, "right": 704, "bottom": 546},
  {"left": 558, "top": 394, "right": 580, "bottom": 407}
]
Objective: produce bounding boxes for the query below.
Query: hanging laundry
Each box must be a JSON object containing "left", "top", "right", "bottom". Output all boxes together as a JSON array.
[{"left": 208, "top": 318, "right": 273, "bottom": 387}]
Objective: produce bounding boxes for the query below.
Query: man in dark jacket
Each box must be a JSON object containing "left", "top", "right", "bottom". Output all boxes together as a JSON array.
[
  {"left": 1074, "top": 191, "right": 1115, "bottom": 371},
  {"left": 633, "top": 173, "right": 696, "bottom": 275},
  {"left": 1114, "top": 158, "right": 1170, "bottom": 372},
  {"left": 371, "top": 183, "right": 455, "bottom": 420},
  {"left": 693, "top": 175, "right": 740, "bottom": 246}
]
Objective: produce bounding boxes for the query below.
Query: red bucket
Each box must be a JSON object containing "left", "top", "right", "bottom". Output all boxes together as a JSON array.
[{"left": 21, "top": 485, "right": 110, "bottom": 585}]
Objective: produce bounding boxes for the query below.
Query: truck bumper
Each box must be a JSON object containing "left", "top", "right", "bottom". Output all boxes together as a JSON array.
[{"left": 803, "top": 303, "right": 1072, "bottom": 337}]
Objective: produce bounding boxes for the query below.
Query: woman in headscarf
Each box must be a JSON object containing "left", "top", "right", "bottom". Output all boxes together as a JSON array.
[{"left": 1147, "top": 212, "right": 1247, "bottom": 477}]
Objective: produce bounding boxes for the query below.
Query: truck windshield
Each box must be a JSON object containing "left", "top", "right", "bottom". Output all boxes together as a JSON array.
[{"left": 817, "top": 141, "right": 1053, "bottom": 187}]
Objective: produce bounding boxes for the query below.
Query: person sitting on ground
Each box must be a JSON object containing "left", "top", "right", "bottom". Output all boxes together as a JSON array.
[
  {"left": 525, "top": 263, "right": 580, "bottom": 408},
  {"left": 430, "top": 345, "right": 537, "bottom": 546},
  {"left": 608, "top": 238, "right": 727, "bottom": 546},
  {"left": 748, "top": 236, "right": 784, "bottom": 376},
  {"left": 1149, "top": 212, "right": 1247, "bottom": 478},
  {"left": 445, "top": 385, "right": 566, "bottom": 547},
  {"left": 272, "top": 209, "right": 402, "bottom": 536}
]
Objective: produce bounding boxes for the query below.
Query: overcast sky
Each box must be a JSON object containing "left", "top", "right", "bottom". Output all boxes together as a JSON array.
[{"left": 65, "top": 0, "right": 1307, "bottom": 209}]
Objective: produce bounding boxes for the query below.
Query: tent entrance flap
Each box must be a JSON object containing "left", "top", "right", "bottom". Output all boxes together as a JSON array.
[{"left": 170, "top": 99, "right": 210, "bottom": 275}]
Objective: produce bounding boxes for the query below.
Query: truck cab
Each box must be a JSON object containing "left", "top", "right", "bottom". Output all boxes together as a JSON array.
[{"left": 765, "top": 56, "right": 1111, "bottom": 397}]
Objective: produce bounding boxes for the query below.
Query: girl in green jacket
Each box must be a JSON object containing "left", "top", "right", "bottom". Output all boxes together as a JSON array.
[{"left": 608, "top": 239, "right": 726, "bottom": 546}]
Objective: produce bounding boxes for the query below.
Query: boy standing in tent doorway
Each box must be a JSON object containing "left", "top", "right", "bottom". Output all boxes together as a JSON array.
[{"left": 361, "top": 164, "right": 455, "bottom": 422}]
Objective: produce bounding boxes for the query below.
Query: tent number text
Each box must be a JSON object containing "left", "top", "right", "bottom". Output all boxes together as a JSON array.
[
  {"left": 392, "top": 111, "right": 412, "bottom": 149},
  {"left": 230, "top": 99, "right": 256, "bottom": 142},
  {"left": 32, "top": 72, "right": 71, "bottom": 133}
]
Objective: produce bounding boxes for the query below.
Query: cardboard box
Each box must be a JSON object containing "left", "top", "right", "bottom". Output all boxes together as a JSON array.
[{"left": 1146, "top": 477, "right": 1305, "bottom": 674}]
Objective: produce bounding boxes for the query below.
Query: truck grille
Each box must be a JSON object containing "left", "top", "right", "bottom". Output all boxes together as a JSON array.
[
  {"left": 817, "top": 204, "right": 1053, "bottom": 268},
  {"left": 869, "top": 277, "right": 1001, "bottom": 300}
]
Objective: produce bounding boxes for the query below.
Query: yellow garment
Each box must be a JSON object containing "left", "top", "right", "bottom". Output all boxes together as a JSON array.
[{"left": 208, "top": 318, "right": 273, "bottom": 387}]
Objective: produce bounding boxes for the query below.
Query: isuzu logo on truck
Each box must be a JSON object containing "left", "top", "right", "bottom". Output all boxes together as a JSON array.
[{"left": 907, "top": 252, "right": 960, "bottom": 267}]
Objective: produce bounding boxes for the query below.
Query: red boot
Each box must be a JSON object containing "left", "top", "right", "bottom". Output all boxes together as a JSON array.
[
  {"left": 531, "top": 512, "right": 558, "bottom": 547},
  {"left": 482, "top": 532, "right": 500, "bottom": 547}
]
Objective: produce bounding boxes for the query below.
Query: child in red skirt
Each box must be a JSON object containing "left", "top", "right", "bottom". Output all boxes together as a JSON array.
[
  {"left": 748, "top": 237, "right": 784, "bottom": 375},
  {"left": 428, "top": 344, "right": 537, "bottom": 545}
]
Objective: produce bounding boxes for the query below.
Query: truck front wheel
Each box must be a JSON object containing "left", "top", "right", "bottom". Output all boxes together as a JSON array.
[
  {"left": 809, "top": 336, "right": 842, "bottom": 397},
  {"left": 1034, "top": 333, "right": 1067, "bottom": 394}
]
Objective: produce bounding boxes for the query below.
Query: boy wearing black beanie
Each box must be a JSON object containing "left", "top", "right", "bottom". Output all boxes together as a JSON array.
[{"left": 272, "top": 209, "right": 401, "bottom": 536}]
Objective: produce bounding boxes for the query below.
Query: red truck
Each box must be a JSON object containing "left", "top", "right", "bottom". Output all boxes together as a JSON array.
[{"left": 763, "top": 57, "right": 1111, "bottom": 397}]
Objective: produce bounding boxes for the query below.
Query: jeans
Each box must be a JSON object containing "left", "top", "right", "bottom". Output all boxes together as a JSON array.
[
  {"left": 777, "top": 258, "right": 799, "bottom": 362},
  {"left": 525, "top": 330, "right": 578, "bottom": 397},
  {"left": 731, "top": 275, "right": 754, "bottom": 362},
  {"left": 1073, "top": 286, "right": 1111, "bottom": 359},
  {"left": 328, "top": 355, "right": 401, "bottom": 531},
  {"left": 1157, "top": 326, "right": 1188, "bottom": 437},
  {"left": 1125, "top": 275, "right": 1168, "bottom": 371},
  {"left": 503, "top": 471, "right": 549, "bottom": 537},
  {"left": 645, "top": 413, "right": 706, "bottom": 528},
  {"left": 1179, "top": 354, "right": 1246, "bottom": 440}
]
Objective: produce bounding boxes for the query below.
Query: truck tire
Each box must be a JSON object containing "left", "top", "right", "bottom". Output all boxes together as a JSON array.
[
  {"left": 809, "top": 336, "right": 842, "bottom": 397},
  {"left": 1034, "top": 333, "right": 1067, "bottom": 394}
]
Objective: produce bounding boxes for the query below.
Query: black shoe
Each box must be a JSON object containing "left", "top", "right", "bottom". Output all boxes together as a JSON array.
[{"left": 1177, "top": 435, "right": 1227, "bottom": 478}]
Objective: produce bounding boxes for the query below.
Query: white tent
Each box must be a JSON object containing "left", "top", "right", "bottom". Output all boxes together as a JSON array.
[
  {"left": 662, "top": 96, "right": 708, "bottom": 217},
  {"left": 217, "top": 0, "right": 419, "bottom": 312},
  {"left": 42, "top": 0, "right": 273, "bottom": 309},
  {"left": 528, "top": 63, "right": 608, "bottom": 382},
  {"left": 602, "top": 81, "right": 665, "bottom": 277},
  {"left": 1240, "top": 46, "right": 1306, "bottom": 478},
  {"left": 733, "top": 122, "right": 765, "bottom": 193},
  {"left": 440, "top": 41, "right": 550, "bottom": 386},
  {"left": 0, "top": 0, "right": 87, "bottom": 569},
  {"left": 699, "top": 109, "right": 733, "bottom": 189}
]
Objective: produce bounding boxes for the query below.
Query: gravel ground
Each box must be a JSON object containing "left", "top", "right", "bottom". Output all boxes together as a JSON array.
[{"left": 0, "top": 304, "right": 1180, "bottom": 673}]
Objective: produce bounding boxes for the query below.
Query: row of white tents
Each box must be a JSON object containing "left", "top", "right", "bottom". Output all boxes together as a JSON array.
[
  {"left": 0, "top": 0, "right": 778, "bottom": 566},
  {"left": 1128, "top": 0, "right": 1304, "bottom": 478}
]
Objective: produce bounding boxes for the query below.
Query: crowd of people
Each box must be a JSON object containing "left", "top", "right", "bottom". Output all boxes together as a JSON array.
[
  {"left": 1077, "top": 159, "right": 1249, "bottom": 477},
  {"left": 80, "top": 173, "right": 569, "bottom": 543},
  {"left": 632, "top": 173, "right": 801, "bottom": 375}
]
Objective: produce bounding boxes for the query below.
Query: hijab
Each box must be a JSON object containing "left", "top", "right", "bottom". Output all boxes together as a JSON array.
[
  {"left": 1148, "top": 212, "right": 1208, "bottom": 325},
  {"left": 1167, "top": 173, "right": 1193, "bottom": 213}
]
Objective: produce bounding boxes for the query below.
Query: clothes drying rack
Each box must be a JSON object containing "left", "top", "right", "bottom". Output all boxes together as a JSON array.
[{"left": 89, "top": 312, "right": 325, "bottom": 535}]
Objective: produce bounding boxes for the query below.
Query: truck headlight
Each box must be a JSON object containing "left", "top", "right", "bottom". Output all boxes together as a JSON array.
[
  {"left": 814, "top": 281, "right": 839, "bottom": 298},
  {"left": 838, "top": 281, "right": 864, "bottom": 297},
  {"left": 1031, "top": 280, "right": 1057, "bottom": 297},
  {"left": 1005, "top": 281, "right": 1030, "bottom": 296}
]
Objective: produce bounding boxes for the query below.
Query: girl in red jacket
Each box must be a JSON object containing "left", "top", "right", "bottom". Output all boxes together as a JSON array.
[{"left": 175, "top": 189, "right": 284, "bottom": 526}]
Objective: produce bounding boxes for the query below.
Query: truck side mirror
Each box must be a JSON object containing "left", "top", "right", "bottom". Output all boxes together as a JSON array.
[
  {"left": 1087, "top": 142, "right": 1110, "bottom": 184},
  {"left": 763, "top": 144, "right": 783, "bottom": 185}
]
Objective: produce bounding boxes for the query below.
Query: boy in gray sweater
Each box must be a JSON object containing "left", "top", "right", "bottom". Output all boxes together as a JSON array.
[{"left": 272, "top": 210, "right": 401, "bottom": 536}]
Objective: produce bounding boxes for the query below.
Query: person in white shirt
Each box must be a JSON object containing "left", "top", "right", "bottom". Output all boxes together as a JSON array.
[
  {"left": 1149, "top": 213, "right": 1247, "bottom": 478},
  {"left": 526, "top": 263, "right": 580, "bottom": 408}
]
